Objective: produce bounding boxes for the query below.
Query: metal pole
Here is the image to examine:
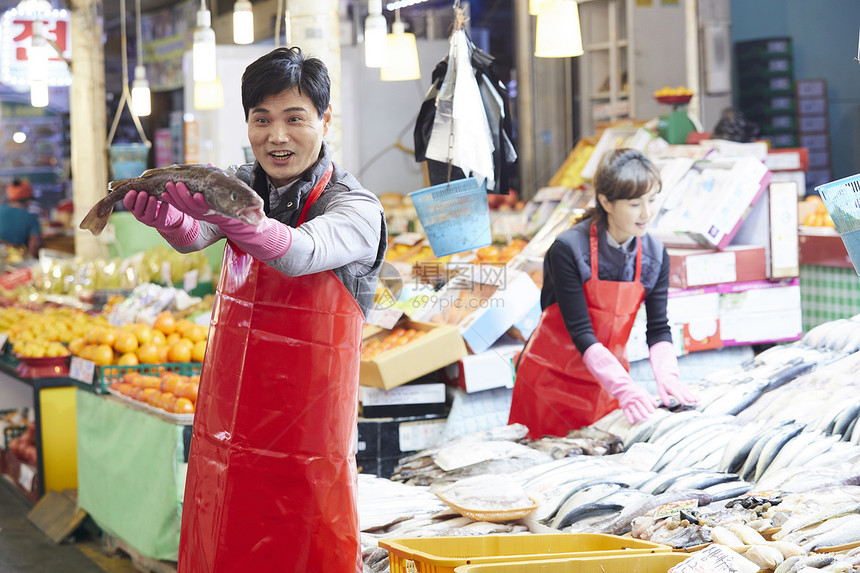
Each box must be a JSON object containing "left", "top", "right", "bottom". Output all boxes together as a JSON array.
[{"left": 514, "top": 0, "right": 536, "bottom": 200}]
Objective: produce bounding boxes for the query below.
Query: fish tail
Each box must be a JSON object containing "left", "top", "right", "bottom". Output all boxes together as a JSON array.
[{"left": 79, "top": 194, "right": 120, "bottom": 236}]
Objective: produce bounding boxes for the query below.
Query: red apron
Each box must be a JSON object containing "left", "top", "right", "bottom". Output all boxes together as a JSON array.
[
  {"left": 179, "top": 165, "right": 365, "bottom": 573},
  {"left": 509, "top": 223, "right": 646, "bottom": 439}
]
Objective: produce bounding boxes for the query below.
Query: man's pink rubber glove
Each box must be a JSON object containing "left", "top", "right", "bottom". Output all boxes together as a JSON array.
[
  {"left": 649, "top": 340, "right": 698, "bottom": 407},
  {"left": 583, "top": 343, "right": 656, "bottom": 424},
  {"left": 122, "top": 190, "right": 199, "bottom": 246},
  {"left": 161, "top": 182, "right": 290, "bottom": 262}
]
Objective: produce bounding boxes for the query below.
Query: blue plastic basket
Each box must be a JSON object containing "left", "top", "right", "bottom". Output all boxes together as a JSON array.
[
  {"left": 816, "top": 173, "right": 860, "bottom": 276},
  {"left": 409, "top": 178, "right": 492, "bottom": 257}
]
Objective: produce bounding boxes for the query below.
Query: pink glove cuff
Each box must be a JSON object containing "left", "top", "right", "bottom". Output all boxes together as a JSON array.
[
  {"left": 159, "top": 216, "right": 200, "bottom": 247},
  {"left": 583, "top": 343, "right": 656, "bottom": 424},
  {"left": 225, "top": 217, "right": 291, "bottom": 262},
  {"left": 649, "top": 340, "right": 698, "bottom": 406}
]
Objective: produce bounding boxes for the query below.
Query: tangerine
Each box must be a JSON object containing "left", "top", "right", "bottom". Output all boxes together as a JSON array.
[
  {"left": 137, "top": 342, "right": 161, "bottom": 364},
  {"left": 191, "top": 340, "right": 207, "bottom": 362},
  {"left": 186, "top": 324, "right": 208, "bottom": 343},
  {"left": 174, "top": 397, "right": 195, "bottom": 414},
  {"left": 92, "top": 344, "right": 114, "bottom": 366},
  {"left": 132, "top": 324, "right": 154, "bottom": 345},
  {"left": 117, "top": 352, "right": 139, "bottom": 366},
  {"left": 151, "top": 330, "right": 167, "bottom": 346},
  {"left": 168, "top": 341, "right": 193, "bottom": 363},
  {"left": 113, "top": 330, "right": 139, "bottom": 355},
  {"left": 153, "top": 312, "right": 177, "bottom": 335},
  {"left": 157, "top": 344, "right": 170, "bottom": 363}
]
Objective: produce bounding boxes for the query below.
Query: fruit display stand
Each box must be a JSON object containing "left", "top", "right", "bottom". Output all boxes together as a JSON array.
[
  {"left": 0, "top": 355, "right": 77, "bottom": 504},
  {"left": 76, "top": 388, "right": 190, "bottom": 563}
]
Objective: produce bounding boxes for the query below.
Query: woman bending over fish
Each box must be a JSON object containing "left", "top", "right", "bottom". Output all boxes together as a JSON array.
[
  {"left": 509, "top": 149, "right": 697, "bottom": 439},
  {"left": 123, "top": 47, "right": 386, "bottom": 573}
]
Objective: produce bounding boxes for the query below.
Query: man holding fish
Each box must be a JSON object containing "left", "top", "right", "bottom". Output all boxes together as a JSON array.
[{"left": 119, "top": 47, "right": 386, "bottom": 572}]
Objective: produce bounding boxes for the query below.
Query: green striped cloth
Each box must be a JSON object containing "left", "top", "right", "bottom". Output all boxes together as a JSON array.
[{"left": 800, "top": 264, "right": 860, "bottom": 331}]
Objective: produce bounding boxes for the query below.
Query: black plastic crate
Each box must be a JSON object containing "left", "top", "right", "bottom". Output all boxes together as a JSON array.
[{"left": 735, "top": 37, "right": 792, "bottom": 58}]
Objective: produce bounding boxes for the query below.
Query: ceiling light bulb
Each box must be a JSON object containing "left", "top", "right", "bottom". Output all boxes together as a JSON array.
[
  {"left": 364, "top": 13, "right": 388, "bottom": 68},
  {"left": 233, "top": 0, "right": 253, "bottom": 45},
  {"left": 131, "top": 64, "right": 151, "bottom": 117},
  {"left": 30, "top": 79, "right": 48, "bottom": 107},
  {"left": 193, "top": 7, "right": 217, "bottom": 83}
]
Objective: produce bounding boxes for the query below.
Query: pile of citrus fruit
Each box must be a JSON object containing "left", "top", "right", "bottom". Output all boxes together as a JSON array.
[
  {"left": 69, "top": 311, "right": 209, "bottom": 367},
  {"left": 361, "top": 327, "right": 426, "bottom": 360},
  {"left": 109, "top": 370, "right": 198, "bottom": 414},
  {"left": 0, "top": 307, "right": 109, "bottom": 358}
]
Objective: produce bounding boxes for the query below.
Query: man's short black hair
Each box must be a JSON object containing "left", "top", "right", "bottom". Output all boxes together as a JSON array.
[{"left": 241, "top": 47, "right": 331, "bottom": 121}]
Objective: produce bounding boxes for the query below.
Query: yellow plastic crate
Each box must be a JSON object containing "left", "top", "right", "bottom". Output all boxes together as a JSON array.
[
  {"left": 378, "top": 533, "right": 672, "bottom": 573},
  {"left": 453, "top": 553, "right": 691, "bottom": 573}
]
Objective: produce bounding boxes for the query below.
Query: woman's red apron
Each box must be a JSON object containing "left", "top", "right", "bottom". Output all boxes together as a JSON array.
[
  {"left": 509, "top": 224, "right": 646, "bottom": 439},
  {"left": 179, "top": 165, "right": 366, "bottom": 572}
]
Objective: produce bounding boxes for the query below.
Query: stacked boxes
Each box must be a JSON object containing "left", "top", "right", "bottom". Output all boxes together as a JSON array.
[
  {"left": 795, "top": 79, "right": 832, "bottom": 195},
  {"left": 736, "top": 37, "right": 797, "bottom": 148}
]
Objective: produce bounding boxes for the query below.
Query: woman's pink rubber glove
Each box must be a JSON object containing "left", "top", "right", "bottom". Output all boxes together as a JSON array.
[
  {"left": 649, "top": 340, "right": 698, "bottom": 406},
  {"left": 122, "top": 190, "right": 199, "bottom": 246},
  {"left": 161, "top": 182, "right": 290, "bottom": 262},
  {"left": 583, "top": 343, "right": 656, "bottom": 424}
]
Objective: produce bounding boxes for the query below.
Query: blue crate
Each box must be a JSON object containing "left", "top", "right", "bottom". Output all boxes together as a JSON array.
[
  {"left": 817, "top": 173, "right": 860, "bottom": 276},
  {"left": 409, "top": 177, "right": 492, "bottom": 257}
]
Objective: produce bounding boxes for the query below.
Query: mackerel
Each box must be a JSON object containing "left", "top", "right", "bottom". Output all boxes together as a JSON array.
[
  {"left": 753, "top": 423, "right": 805, "bottom": 483},
  {"left": 739, "top": 426, "right": 784, "bottom": 482},
  {"left": 557, "top": 502, "right": 624, "bottom": 530},
  {"left": 719, "top": 420, "right": 767, "bottom": 473}
]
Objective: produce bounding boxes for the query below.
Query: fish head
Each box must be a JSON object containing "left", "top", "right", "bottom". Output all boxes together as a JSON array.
[{"left": 201, "top": 169, "right": 265, "bottom": 225}]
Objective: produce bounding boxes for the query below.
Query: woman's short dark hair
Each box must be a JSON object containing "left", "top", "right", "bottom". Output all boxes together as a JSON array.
[
  {"left": 587, "top": 148, "right": 662, "bottom": 225},
  {"left": 241, "top": 47, "right": 331, "bottom": 121}
]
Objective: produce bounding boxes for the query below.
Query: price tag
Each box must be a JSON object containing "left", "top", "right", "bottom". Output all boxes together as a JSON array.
[
  {"left": 393, "top": 232, "right": 424, "bottom": 246},
  {"left": 69, "top": 356, "right": 96, "bottom": 385},
  {"left": 668, "top": 543, "right": 759, "bottom": 573},
  {"left": 653, "top": 499, "right": 699, "bottom": 519},
  {"left": 183, "top": 269, "right": 199, "bottom": 293},
  {"left": 0, "top": 333, "right": 8, "bottom": 353},
  {"left": 19, "top": 463, "right": 35, "bottom": 492},
  {"left": 161, "top": 262, "right": 172, "bottom": 285}
]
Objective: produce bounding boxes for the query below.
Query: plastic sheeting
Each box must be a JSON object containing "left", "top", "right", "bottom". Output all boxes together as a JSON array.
[{"left": 77, "top": 390, "right": 186, "bottom": 561}]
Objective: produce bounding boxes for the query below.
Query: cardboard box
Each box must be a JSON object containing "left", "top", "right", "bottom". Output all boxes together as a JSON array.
[
  {"left": 764, "top": 147, "right": 809, "bottom": 172},
  {"left": 360, "top": 376, "right": 447, "bottom": 419},
  {"left": 718, "top": 279, "right": 802, "bottom": 345},
  {"left": 627, "top": 286, "right": 718, "bottom": 360},
  {"left": 651, "top": 156, "right": 772, "bottom": 250},
  {"left": 443, "top": 337, "right": 523, "bottom": 393},
  {"left": 667, "top": 246, "right": 767, "bottom": 289},
  {"left": 360, "top": 320, "right": 467, "bottom": 390},
  {"left": 356, "top": 415, "right": 447, "bottom": 460}
]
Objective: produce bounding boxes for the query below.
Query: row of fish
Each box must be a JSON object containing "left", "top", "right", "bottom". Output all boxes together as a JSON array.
[{"left": 359, "top": 315, "right": 860, "bottom": 572}]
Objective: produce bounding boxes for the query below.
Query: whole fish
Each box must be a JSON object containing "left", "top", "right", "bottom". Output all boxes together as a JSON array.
[{"left": 79, "top": 164, "right": 265, "bottom": 236}]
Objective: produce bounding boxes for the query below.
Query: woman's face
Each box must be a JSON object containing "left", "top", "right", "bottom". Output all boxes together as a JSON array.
[{"left": 599, "top": 187, "right": 659, "bottom": 244}]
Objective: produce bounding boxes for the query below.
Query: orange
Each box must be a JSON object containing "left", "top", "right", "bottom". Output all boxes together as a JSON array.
[
  {"left": 160, "top": 393, "right": 177, "bottom": 412},
  {"left": 139, "top": 375, "right": 161, "bottom": 389},
  {"left": 184, "top": 382, "right": 199, "bottom": 403},
  {"left": 113, "top": 330, "right": 138, "bottom": 355},
  {"left": 174, "top": 397, "right": 195, "bottom": 414},
  {"left": 137, "top": 342, "right": 161, "bottom": 364},
  {"left": 160, "top": 372, "right": 184, "bottom": 394},
  {"left": 98, "top": 328, "right": 118, "bottom": 347},
  {"left": 132, "top": 324, "right": 154, "bottom": 345},
  {"left": 191, "top": 340, "right": 207, "bottom": 362},
  {"left": 175, "top": 319, "right": 195, "bottom": 338},
  {"left": 153, "top": 312, "right": 176, "bottom": 335},
  {"left": 92, "top": 344, "right": 114, "bottom": 367},
  {"left": 157, "top": 344, "right": 170, "bottom": 363},
  {"left": 186, "top": 324, "right": 208, "bottom": 343},
  {"left": 117, "top": 352, "right": 139, "bottom": 366},
  {"left": 168, "top": 341, "right": 193, "bottom": 363},
  {"left": 151, "top": 330, "right": 167, "bottom": 346},
  {"left": 165, "top": 332, "right": 182, "bottom": 346},
  {"left": 140, "top": 387, "right": 160, "bottom": 404},
  {"left": 68, "top": 337, "right": 87, "bottom": 356}
]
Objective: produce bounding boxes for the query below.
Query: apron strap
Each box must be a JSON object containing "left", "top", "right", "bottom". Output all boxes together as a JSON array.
[
  {"left": 297, "top": 163, "right": 334, "bottom": 226},
  {"left": 590, "top": 222, "right": 643, "bottom": 282}
]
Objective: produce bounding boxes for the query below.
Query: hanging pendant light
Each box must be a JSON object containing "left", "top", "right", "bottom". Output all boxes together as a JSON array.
[
  {"left": 364, "top": 0, "right": 387, "bottom": 68},
  {"left": 529, "top": 0, "right": 547, "bottom": 15},
  {"left": 381, "top": 9, "right": 420, "bottom": 81},
  {"left": 535, "top": 0, "right": 583, "bottom": 58},
  {"left": 131, "top": 0, "right": 151, "bottom": 116},
  {"left": 193, "top": 0, "right": 217, "bottom": 83},
  {"left": 30, "top": 79, "right": 48, "bottom": 107},
  {"left": 194, "top": 78, "right": 224, "bottom": 110},
  {"left": 233, "top": 0, "right": 253, "bottom": 45},
  {"left": 28, "top": 19, "right": 49, "bottom": 106}
]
